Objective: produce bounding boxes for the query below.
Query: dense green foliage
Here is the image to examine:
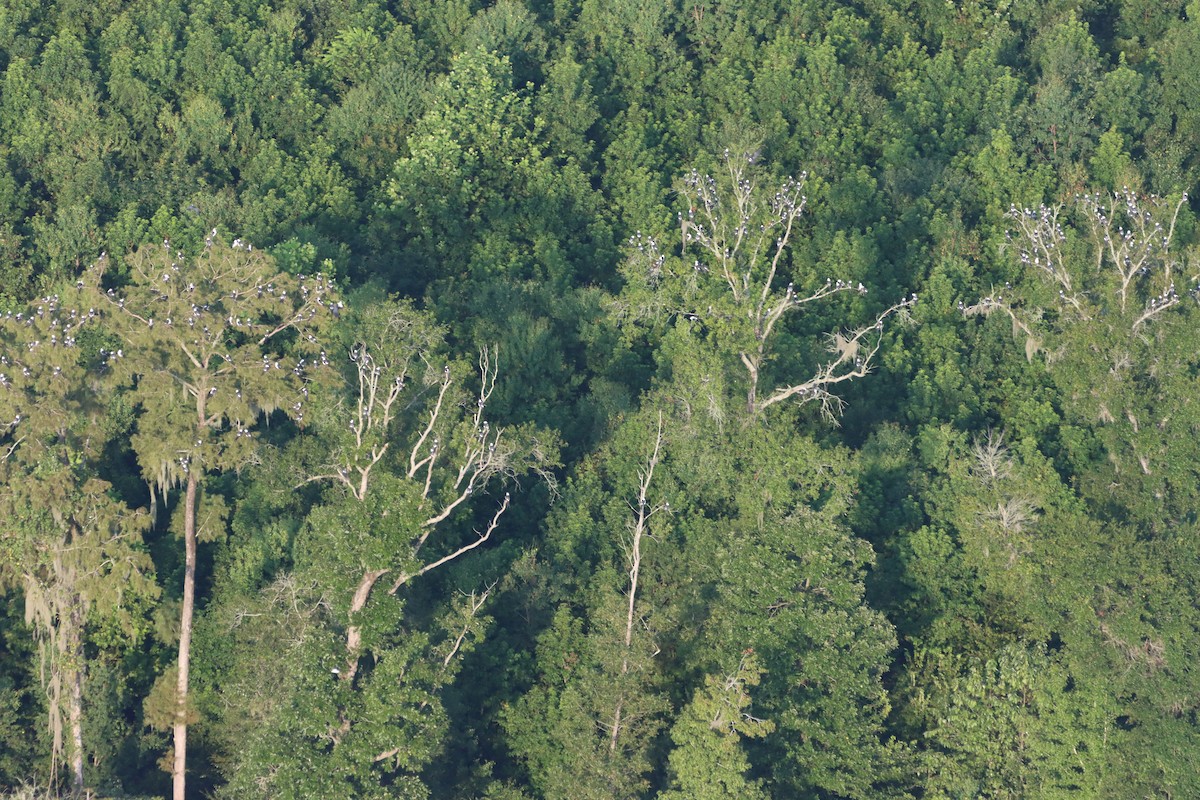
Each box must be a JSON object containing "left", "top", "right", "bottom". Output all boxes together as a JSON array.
[{"left": 2, "top": 1, "right": 1200, "bottom": 798}]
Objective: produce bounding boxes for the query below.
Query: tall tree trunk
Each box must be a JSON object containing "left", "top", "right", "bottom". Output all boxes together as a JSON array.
[
  {"left": 173, "top": 471, "right": 197, "bottom": 800},
  {"left": 67, "top": 603, "right": 85, "bottom": 794},
  {"left": 609, "top": 418, "right": 663, "bottom": 754}
]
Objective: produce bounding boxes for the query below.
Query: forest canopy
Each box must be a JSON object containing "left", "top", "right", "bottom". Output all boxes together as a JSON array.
[{"left": 2, "top": 1, "right": 1200, "bottom": 798}]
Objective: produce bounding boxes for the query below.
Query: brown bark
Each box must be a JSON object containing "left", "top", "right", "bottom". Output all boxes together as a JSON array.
[{"left": 173, "top": 470, "right": 197, "bottom": 800}]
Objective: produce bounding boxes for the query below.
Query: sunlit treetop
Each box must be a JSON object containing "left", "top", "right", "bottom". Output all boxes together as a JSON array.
[{"left": 85, "top": 236, "right": 342, "bottom": 493}]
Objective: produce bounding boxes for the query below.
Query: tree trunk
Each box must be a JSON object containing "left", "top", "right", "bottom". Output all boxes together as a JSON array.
[
  {"left": 67, "top": 604, "right": 85, "bottom": 794},
  {"left": 610, "top": 419, "right": 662, "bottom": 754},
  {"left": 173, "top": 471, "right": 197, "bottom": 800},
  {"left": 342, "top": 568, "right": 390, "bottom": 683},
  {"left": 741, "top": 351, "right": 760, "bottom": 414}
]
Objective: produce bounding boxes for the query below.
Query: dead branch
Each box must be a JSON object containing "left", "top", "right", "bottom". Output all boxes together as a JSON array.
[
  {"left": 390, "top": 493, "right": 510, "bottom": 594},
  {"left": 961, "top": 294, "right": 1043, "bottom": 362},
  {"left": 420, "top": 350, "right": 509, "bottom": 530},
  {"left": 611, "top": 414, "right": 667, "bottom": 754},
  {"left": 756, "top": 296, "right": 916, "bottom": 415}
]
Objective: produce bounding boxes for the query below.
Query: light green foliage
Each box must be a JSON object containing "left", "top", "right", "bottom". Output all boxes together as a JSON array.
[
  {"left": 389, "top": 49, "right": 529, "bottom": 267},
  {"left": 917, "top": 643, "right": 1112, "bottom": 798},
  {"left": 1090, "top": 57, "right": 1149, "bottom": 142},
  {"left": 657, "top": 652, "right": 772, "bottom": 800},
  {"left": 320, "top": 23, "right": 429, "bottom": 187},
  {"left": 535, "top": 48, "right": 600, "bottom": 167},
  {"left": 1056, "top": 526, "right": 1200, "bottom": 797},
  {"left": 772, "top": 19, "right": 876, "bottom": 176},
  {"left": 388, "top": 46, "right": 615, "bottom": 442},
  {"left": 0, "top": 284, "right": 157, "bottom": 791},
  {"left": 970, "top": 128, "right": 1053, "bottom": 220},
  {"left": 462, "top": 0, "right": 548, "bottom": 86},
  {"left": 1089, "top": 128, "right": 1136, "bottom": 190},
  {"left": 88, "top": 239, "right": 337, "bottom": 495},
  {"left": 322, "top": 27, "right": 384, "bottom": 87},
  {"left": 85, "top": 238, "right": 337, "bottom": 793},
  {"left": 1151, "top": 2, "right": 1200, "bottom": 189},
  {"left": 577, "top": 0, "right": 682, "bottom": 106}
]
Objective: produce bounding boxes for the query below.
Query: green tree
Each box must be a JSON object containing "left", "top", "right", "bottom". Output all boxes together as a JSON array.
[
  {"left": 509, "top": 398, "right": 906, "bottom": 798},
  {"left": 216, "top": 298, "right": 558, "bottom": 798},
  {"left": 1149, "top": 1, "right": 1200, "bottom": 189},
  {"left": 86, "top": 238, "right": 337, "bottom": 800},
  {"left": 0, "top": 284, "right": 156, "bottom": 793},
  {"left": 387, "top": 46, "right": 615, "bottom": 443},
  {"left": 678, "top": 422, "right": 904, "bottom": 798},
  {"left": 504, "top": 412, "right": 671, "bottom": 800},
  {"left": 387, "top": 47, "right": 609, "bottom": 292},
  {"left": 656, "top": 652, "right": 773, "bottom": 800},
  {"left": 917, "top": 643, "right": 1112, "bottom": 798},
  {"left": 1022, "top": 14, "right": 1103, "bottom": 168}
]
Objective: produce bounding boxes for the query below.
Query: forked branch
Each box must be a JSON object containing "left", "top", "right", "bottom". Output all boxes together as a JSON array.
[
  {"left": 755, "top": 296, "right": 916, "bottom": 416},
  {"left": 420, "top": 349, "right": 508, "bottom": 531},
  {"left": 390, "top": 493, "right": 510, "bottom": 594}
]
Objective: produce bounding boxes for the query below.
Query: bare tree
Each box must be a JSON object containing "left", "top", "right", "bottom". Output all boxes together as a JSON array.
[
  {"left": 607, "top": 413, "right": 668, "bottom": 754},
  {"left": 623, "top": 149, "right": 915, "bottom": 417},
  {"left": 982, "top": 190, "right": 1192, "bottom": 339},
  {"left": 970, "top": 428, "right": 1013, "bottom": 484},
  {"left": 1079, "top": 188, "right": 1187, "bottom": 318}
]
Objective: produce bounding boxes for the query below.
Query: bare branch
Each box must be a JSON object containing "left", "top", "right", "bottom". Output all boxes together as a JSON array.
[
  {"left": 441, "top": 584, "right": 495, "bottom": 670},
  {"left": 305, "top": 338, "right": 426, "bottom": 501},
  {"left": 611, "top": 414, "right": 667, "bottom": 754},
  {"left": 961, "top": 293, "right": 1043, "bottom": 362},
  {"left": 756, "top": 296, "right": 916, "bottom": 415},
  {"left": 970, "top": 429, "right": 1012, "bottom": 484},
  {"left": 1006, "top": 204, "right": 1072, "bottom": 293},
  {"left": 409, "top": 368, "right": 452, "bottom": 479},
  {"left": 420, "top": 350, "right": 508, "bottom": 530},
  {"left": 758, "top": 278, "right": 855, "bottom": 346},
  {"left": 3, "top": 435, "right": 25, "bottom": 461},
  {"left": 1131, "top": 285, "right": 1181, "bottom": 331},
  {"left": 1078, "top": 189, "right": 1188, "bottom": 318},
  {"left": 390, "top": 493, "right": 510, "bottom": 594},
  {"left": 340, "top": 567, "right": 392, "bottom": 683},
  {"left": 672, "top": 150, "right": 906, "bottom": 417}
]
